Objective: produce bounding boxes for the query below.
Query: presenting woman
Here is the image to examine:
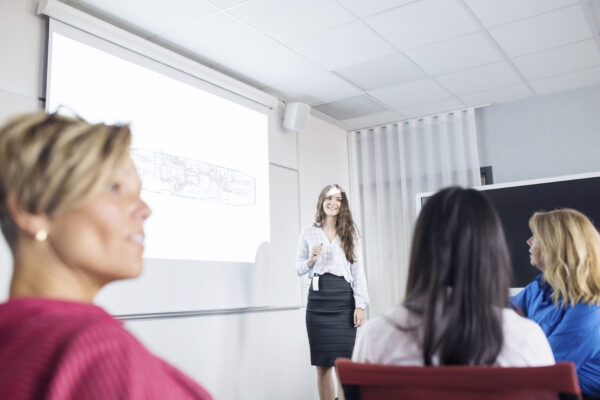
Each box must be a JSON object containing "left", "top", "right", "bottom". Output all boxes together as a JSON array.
[
  {"left": 296, "top": 184, "right": 369, "bottom": 400},
  {"left": 512, "top": 209, "right": 600, "bottom": 399},
  {"left": 353, "top": 187, "right": 554, "bottom": 368},
  {"left": 0, "top": 112, "right": 212, "bottom": 399}
]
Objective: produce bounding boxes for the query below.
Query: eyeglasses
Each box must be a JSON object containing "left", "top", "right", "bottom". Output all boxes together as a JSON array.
[{"left": 40, "top": 105, "right": 86, "bottom": 127}]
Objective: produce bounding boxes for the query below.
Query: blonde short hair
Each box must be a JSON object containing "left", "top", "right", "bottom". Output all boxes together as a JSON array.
[
  {"left": 530, "top": 209, "right": 600, "bottom": 307},
  {"left": 0, "top": 111, "right": 131, "bottom": 250}
]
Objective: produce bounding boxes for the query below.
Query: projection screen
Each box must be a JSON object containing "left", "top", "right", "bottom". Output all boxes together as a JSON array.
[{"left": 46, "top": 19, "right": 286, "bottom": 315}]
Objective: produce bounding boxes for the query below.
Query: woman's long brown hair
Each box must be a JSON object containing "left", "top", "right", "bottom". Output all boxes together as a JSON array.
[
  {"left": 314, "top": 184, "right": 358, "bottom": 264},
  {"left": 405, "top": 187, "right": 510, "bottom": 366}
]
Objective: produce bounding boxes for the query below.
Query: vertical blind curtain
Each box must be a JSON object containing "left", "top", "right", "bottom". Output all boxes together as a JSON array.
[{"left": 348, "top": 108, "right": 481, "bottom": 317}]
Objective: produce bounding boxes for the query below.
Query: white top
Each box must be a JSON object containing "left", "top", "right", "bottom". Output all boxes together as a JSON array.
[
  {"left": 296, "top": 224, "right": 369, "bottom": 309},
  {"left": 353, "top": 306, "right": 555, "bottom": 366}
]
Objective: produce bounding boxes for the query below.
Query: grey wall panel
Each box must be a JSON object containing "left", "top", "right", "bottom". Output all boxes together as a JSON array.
[{"left": 477, "top": 83, "right": 600, "bottom": 184}]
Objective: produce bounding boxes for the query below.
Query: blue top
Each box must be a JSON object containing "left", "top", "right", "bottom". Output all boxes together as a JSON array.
[{"left": 511, "top": 275, "right": 600, "bottom": 396}]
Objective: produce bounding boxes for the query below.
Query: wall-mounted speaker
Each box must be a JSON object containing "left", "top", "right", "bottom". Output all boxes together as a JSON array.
[{"left": 283, "top": 102, "right": 310, "bottom": 132}]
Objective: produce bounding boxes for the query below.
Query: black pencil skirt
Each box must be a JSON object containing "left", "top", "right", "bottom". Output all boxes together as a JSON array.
[{"left": 306, "top": 273, "right": 357, "bottom": 366}]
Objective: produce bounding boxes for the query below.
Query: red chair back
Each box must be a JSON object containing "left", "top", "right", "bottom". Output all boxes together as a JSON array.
[{"left": 335, "top": 358, "right": 581, "bottom": 400}]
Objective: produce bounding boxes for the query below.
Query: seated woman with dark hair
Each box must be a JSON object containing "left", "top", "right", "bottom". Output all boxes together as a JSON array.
[
  {"left": 0, "top": 112, "right": 212, "bottom": 399},
  {"left": 353, "top": 187, "right": 554, "bottom": 367},
  {"left": 513, "top": 209, "right": 600, "bottom": 399}
]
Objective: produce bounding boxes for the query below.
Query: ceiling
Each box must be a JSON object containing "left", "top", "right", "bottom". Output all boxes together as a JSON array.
[{"left": 61, "top": 0, "right": 600, "bottom": 131}]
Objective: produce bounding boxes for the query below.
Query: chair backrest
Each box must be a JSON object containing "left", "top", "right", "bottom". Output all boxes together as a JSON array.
[{"left": 335, "top": 358, "right": 581, "bottom": 400}]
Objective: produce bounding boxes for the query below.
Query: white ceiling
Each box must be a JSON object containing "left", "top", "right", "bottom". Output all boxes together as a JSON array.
[{"left": 63, "top": 0, "right": 600, "bottom": 130}]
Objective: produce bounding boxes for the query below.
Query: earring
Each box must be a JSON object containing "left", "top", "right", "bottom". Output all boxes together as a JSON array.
[{"left": 35, "top": 229, "right": 47, "bottom": 242}]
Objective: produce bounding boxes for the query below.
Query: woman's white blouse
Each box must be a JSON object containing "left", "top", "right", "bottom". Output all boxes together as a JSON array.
[
  {"left": 296, "top": 224, "right": 369, "bottom": 309},
  {"left": 352, "top": 306, "right": 555, "bottom": 366}
]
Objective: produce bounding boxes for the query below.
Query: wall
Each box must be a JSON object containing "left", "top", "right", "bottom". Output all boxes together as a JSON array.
[
  {"left": 0, "top": 0, "right": 46, "bottom": 297},
  {"left": 298, "top": 115, "right": 350, "bottom": 229},
  {"left": 477, "top": 83, "right": 600, "bottom": 184},
  {"left": 0, "top": 1, "right": 349, "bottom": 399}
]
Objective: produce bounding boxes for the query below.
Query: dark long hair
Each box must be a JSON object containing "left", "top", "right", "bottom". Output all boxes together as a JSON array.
[
  {"left": 314, "top": 184, "right": 358, "bottom": 263},
  {"left": 405, "top": 187, "right": 511, "bottom": 366}
]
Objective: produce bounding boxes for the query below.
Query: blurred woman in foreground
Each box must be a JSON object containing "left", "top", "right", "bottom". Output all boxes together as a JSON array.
[
  {"left": 513, "top": 209, "right": 600, "bottom": 399},
  {"left": 0, "top": 112, "right": 212, "bottom": 400}
]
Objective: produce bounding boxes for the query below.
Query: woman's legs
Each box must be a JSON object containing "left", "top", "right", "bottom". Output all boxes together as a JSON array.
[
  {"left": 316, "top": 366, "right": 335, "bottom": 400},
  {"left": 336, "top": 367, "right": 345, "bottom": 400}
]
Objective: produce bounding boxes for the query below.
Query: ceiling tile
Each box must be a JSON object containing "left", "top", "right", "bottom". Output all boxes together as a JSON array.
[
  {"left": 529, "top": 66, "right": 600, "bottom": 95},
  {"left": 365, "top": 0, "right": 479, "bottom": 51},
  {"left": 367, "top": 78, "right": 451, "bottom": 109},
  {"left": 513, "top": 39, "right": 600, "bottom": 80},
  {"left": 158, "top": 13, "right": 276, "bottom": 65},
  {"left": 207, "top": 0, "right": 246, "bottom": 9},
  {"left": 216, "top": 44, "right": 324, "bottom": 88},
  {"left": 460, "top": 83, "right": 534, "bottom": 106},
  {"left": 397, "top": 98, "right": 465, "bottom": 118},
  {"left": 337, "top": 0, "right": 414, "bottom": 18},
  {"left": 229, "top": 0, "right": 355, "bottom": 43},
  {"left": 313, "top": 95, "right": 387, "bottom": 120},
  {"left": 334, "top": 53, "right": 427, "bottom": 90},
  {"left": 436, "top": 62, "right": 522, "bottom": 95},
  {"left": 405, "top": 32, "right": 503, "bottom": 75},
  {"left": 489, "top": 5, "right": 593, "bottom": 58},
  {"left": 464, "top": 0, "right": 578, "bottom": 27},
  {"left": 70, "top": 0, "right": 219, "bottom": 37},
  {"left": 287, "top": 21, "right": 397, "bottom": 70},
  {"left": 342, "top": 110, "right": 406, "bottom": 130},
  {"left": 267, "top": 70, "right": 362, "bottom": 104}
]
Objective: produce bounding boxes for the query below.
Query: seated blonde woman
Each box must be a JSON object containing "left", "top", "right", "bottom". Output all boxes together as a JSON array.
[
  {"left": 0, "top": 112, "right": 212, "bottom": 399},
  {"left": 513, "top": 209, "right": 600, "bottom": 399},
  {"left": 353, "top": 187, "right": 554, "bottom": 367}
]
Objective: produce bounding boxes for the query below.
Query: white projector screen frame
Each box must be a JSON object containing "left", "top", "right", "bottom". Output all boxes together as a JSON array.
[{"left": 45, "top": 19, "right": 301, "bottom": 315}]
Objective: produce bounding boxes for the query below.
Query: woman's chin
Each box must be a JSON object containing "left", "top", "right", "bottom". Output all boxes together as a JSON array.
[{"left": 121, "top": 260, "right": 144, "bottom": 280}]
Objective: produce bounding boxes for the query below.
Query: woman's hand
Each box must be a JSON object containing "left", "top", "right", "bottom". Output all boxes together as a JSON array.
[
  {"left": 354, "top": 308, "right": 365, "bottom": 328},
  {"left": 307, "top": 245, "right": 322, "bottom": 268}
]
